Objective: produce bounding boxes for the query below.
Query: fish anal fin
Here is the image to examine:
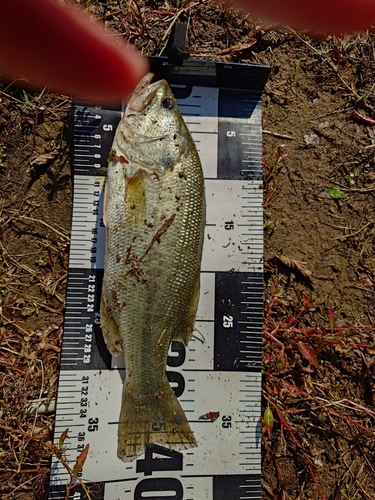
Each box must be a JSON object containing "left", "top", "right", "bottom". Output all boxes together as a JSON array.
[
  {"left": 172, "top": 276, "right": 200, "bottom": 345},
  {"left": 100, "top": 292, "right": 123, "bottom": 356},
  {"left": 125, "top": 171, "right": 146, "bottom": 228}
]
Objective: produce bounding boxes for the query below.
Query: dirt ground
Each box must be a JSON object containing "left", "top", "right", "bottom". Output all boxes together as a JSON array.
[{"left": 1, "top": 1, "right": 375, "bottom": 499}]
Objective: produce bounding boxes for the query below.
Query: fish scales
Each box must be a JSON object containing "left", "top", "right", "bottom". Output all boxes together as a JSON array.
[{"left": 100, "top": 73, "right": 205, "bottom": 462}]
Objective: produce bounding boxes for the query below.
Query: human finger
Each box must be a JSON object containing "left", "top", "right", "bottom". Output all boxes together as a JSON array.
[
  {"left": 232, "top": 0, "right": 375, "bottom": 34},
  {"left": 0, "top": 0, "right": 148, "bottom": 104}
]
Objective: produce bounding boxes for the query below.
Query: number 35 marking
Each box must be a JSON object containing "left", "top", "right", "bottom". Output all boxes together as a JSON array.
[{"left": 222, "top": 415, "right": 232, "bottom": 428}]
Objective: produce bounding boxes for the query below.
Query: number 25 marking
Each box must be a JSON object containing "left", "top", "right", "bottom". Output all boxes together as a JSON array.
[{"left": 223, "top": 315, "right": 233, "bottom": 328}]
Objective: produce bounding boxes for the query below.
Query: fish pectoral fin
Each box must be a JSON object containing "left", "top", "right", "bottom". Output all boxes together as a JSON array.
[
  {"left": 100, "top": 292, "right": 123, "bottom": 356},
  {"left": 171, "top": 276, "right": 200, "bottom": 345},
  {"left": 125, "top": 170, "right": 146, "bottom": 228},
  {"left": 117, "top": 378, "right": 197, "bottom": 462}
]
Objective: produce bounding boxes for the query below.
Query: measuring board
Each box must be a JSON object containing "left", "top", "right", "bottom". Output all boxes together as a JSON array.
[{"left": 48, "top": 58, "right": 270, "bottom": 500}]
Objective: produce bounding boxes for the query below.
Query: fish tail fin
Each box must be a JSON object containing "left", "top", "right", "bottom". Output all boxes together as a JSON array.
[{"left": 117, "top": 379, "right": 196, "bottom": 462}]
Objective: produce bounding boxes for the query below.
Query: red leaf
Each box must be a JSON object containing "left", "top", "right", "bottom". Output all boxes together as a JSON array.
[
  {"left": 297, "top": 342, "right": 319, "bottom": 368},
  {"left": 72, "top": 444, "right": 90, "bottom": 476},
  {"left": 328, "top": 305, "right": 335, "bottom": 333},
  {"left": 59, "top": 428, "right": 69, "bottom": 450},
  {"left": 301, "top": 296, "right": 315, "bottom": 309}
]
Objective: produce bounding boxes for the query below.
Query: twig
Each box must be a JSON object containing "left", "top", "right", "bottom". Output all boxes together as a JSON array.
[
  {"left": 158, "top": 1, "right": 199, "bottom": 47},
  {"left": 26, "top": 359, "right": 45, "bottom": 450},
  {"left": 0, "top": 315, "right": 30, "bottom": 336},
  {"left": 7, "top": 472, "right": 46, "bottom": 495},
  {"left": 263, "top": 129, "right": 295, "bottom": 140},
  {"left": 0, "top": 423, "right": 42, "bottom": 439},
  {"left": 15, "top": 215, "right": 70, "bottom": 240},
  {"left": 334, "top": 220, "right": 373, "bottom": 240},
  {"left": 321, "top": 398, "right": 375, "bottom": 418},
  {"left": 264, "top": 327, "right": 284, "bottom": 347}
]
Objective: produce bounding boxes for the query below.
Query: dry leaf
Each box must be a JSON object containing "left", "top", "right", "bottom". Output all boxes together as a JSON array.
[
  {"left": 199, "top": 411, "right": 220, "bottom": 422},
  {"left": 30, "top": 149, "right": 59, "bottom": 167},
  {"left": 45, "top": 313, "right": 64, "bottom": 327},
  {"left": 219, "top": 38, "right": 257, "bottom": 56},
  {"left": 31, "top": 426, "right": 50, "bottom": 438},
  {"left": 42, "top": 343, "right": 61, "bottom": 353},
  {"left": 21, "top": 307, "right": 35, "bottom": 317},
  {"left": 276, "top": 254, "right": 314, "bottom": 284}
]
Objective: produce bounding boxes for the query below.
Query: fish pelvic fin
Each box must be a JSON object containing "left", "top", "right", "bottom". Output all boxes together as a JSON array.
[{"left": 117, "top": 379, "right": 197, "bottom": 462}]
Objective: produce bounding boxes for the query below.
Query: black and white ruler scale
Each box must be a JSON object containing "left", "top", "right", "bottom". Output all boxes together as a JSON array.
[{"left": 48, "top": 58, "right": 270, "bottom": 500}]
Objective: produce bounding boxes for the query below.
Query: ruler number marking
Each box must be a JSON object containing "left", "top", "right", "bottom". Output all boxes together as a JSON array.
[
  {"left": 134, "top": 477, "right": 183, "bottom": 500},
  {"left": 83, "top": 276, "right": 96, "bottom": 364},
  {"left": 223, "top": 315, "right": 233, "bottom": 328},
  {"left": 78, "top": 431, "right": 85, "bottom": 442},
  {"left": 136, "top": 444, "right": 183, "bottom": 476},
  {"left": 88, "top": 417, "right": 99, "bottom": 432},
  {"left": 166, "top": 371, "right": 185, "bottom": 398},
  {"left": 135, "top": 445, "right": 183, "bottom": 499},
  {"left": 80, "top": 377, "right": 89, "bottom": 418},
  {"left": 222, "top": 415, "right": 232, "bottom": 429},
  {"left": 167, "top": 342, "right": 186, "bottom": 398}
]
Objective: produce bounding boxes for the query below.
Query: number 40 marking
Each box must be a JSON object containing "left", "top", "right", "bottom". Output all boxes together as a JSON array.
[{"left": 134, "top": 444, "right": 183, "bottom": 500}]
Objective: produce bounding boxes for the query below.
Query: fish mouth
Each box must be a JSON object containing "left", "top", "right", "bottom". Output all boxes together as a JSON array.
[{"left": 125, "top": 72, "right": 160, "bottom": 113}]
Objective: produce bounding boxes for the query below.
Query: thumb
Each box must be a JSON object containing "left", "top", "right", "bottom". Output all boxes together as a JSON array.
[
  {"left": 0, "top": 0, "right": 148, "bottom": 104},
  {"left": 233, "top": 0, "right": 375, "bottom": 34}
]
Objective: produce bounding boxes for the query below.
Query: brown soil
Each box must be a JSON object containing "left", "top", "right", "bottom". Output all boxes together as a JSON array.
[{"left": 1, "top": 1, "right": 375, "bottom": 499}]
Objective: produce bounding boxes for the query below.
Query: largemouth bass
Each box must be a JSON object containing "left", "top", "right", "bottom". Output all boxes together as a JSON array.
[{"left": 100, "top": 73, "right": 205, "bottom": 462}]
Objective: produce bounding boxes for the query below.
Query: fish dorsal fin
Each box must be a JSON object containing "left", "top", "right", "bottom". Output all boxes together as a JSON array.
[{"left": 125, "top": 170, "right": 146, "bottom": 228}]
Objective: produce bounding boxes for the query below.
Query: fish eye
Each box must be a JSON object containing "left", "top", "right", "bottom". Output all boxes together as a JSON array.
[{"left": 161, "top": 98, "right": 174, "bottom": 110}]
